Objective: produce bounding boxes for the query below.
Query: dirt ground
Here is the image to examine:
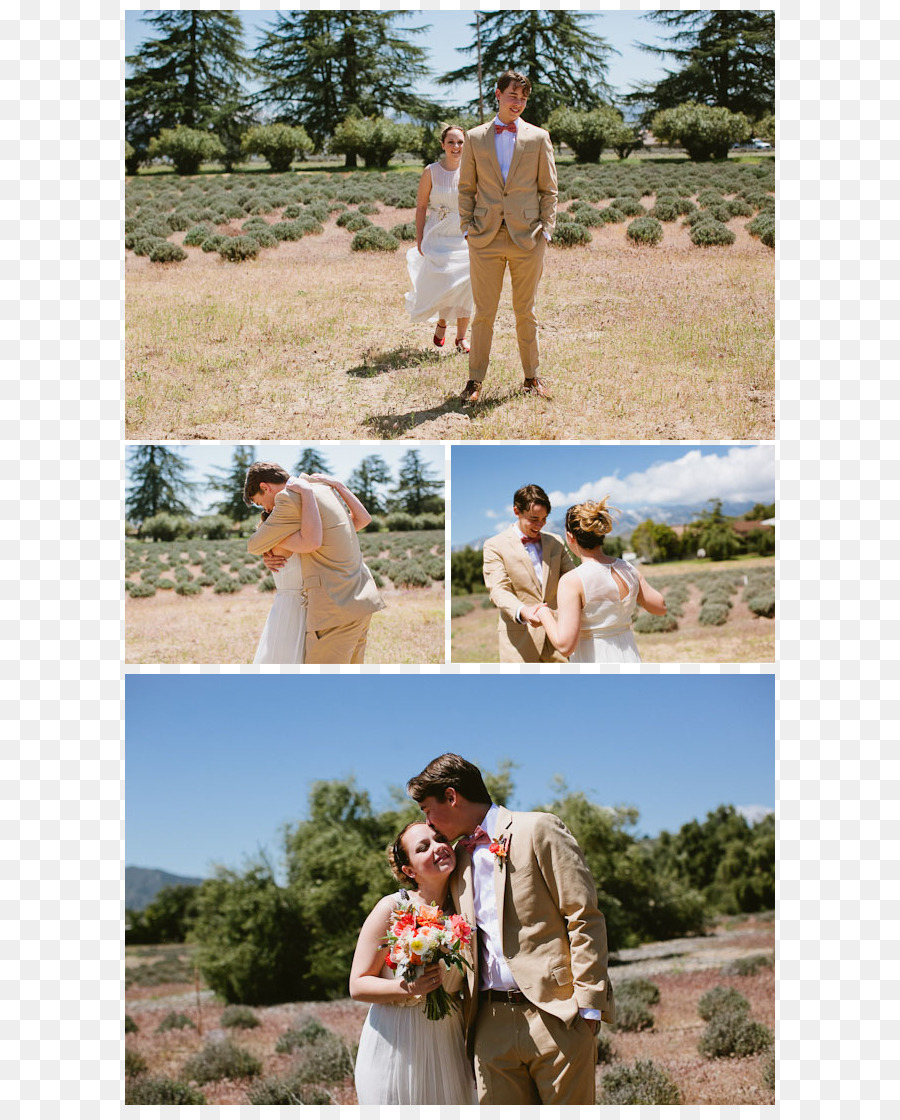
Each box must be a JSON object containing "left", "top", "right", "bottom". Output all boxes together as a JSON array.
[{"left": 125, "top": 915, "right": 775, "bottom": 1105}]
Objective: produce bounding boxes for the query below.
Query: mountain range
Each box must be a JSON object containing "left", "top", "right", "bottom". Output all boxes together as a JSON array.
[
  {"left": 125, "top": 865, "right": 204, "bottom": 912},
  {"left": 454, "top": 500, "right": 767, "bottom": 551}
]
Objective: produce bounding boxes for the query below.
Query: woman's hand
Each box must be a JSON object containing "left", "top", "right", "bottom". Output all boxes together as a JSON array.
[
  {"left": 402, "top": 964, "right": 443, "bottom": 998},
  {"left": 305, "top": 473, "right": 340, "bottom": 489},
  {"left": 286, "top": 476, "right": 314, "bottom": 494}
]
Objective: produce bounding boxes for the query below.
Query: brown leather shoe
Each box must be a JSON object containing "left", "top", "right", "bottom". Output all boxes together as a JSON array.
[
  {"left": 460, "top": 379, "right": 481, "bottom": 405},
  {"left": 523, "top": 377, "right": 551, "bottom": 399}
]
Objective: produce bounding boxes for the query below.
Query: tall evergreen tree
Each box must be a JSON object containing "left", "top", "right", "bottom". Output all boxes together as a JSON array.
[
  {"left": 630, "top": 11, "right": 775, "bottom": 123},
  {"left": 347, "top": 455, "right": 393, "bottom": 515},
  {"left": 254, "top": 12, "right": 432, "bottom": 165},
  {"left": 126, "top": 445, "right": 196, "bottom": 524},
  {"left": 391, "top": 450, "right": 443, "bottom": 516},
  {"left": 438, "top": 12, "right": 616, "bottom": 126},
  {"left": 293, "top": 448, "right": 334, "bottom": 476},
  {"left": 206, "top": 445, "right": 256, "bottom": 522},
  {"left": 126, "top": 11, "right": 252, "bottom": 170}
]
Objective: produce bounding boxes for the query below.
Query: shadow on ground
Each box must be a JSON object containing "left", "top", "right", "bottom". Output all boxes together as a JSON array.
[
  {"left": 345, "top": 346, "right": 442, "bottom": 378},
  {"left": 365, "top": 391, "right": 513, "bottom": 437}
]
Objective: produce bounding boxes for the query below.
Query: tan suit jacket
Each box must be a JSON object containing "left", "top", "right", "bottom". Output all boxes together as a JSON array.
[
  {"left": 451, "top": 806, "right": 614, "bottom": 1061},
  {"left": 458, "top": 119, "right": 558, "bottom": 251},
  {"left": 246, "top": 483, "right": 384, "bottom": 632},
  {"left": 482, "top": 524, "right": 576, "bottom": 662}
]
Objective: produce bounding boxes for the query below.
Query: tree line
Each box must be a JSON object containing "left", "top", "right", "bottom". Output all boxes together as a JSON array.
[
  {"left": 451, "top": 500, "right": 775, "bottom": 595},
  {"left": 126, "top": 768, "right": 774, "bottom": 1006},
  {"left": 126, "top": 11, "right": 775, "bottom": 173},
  {"left": 126, "top": 445, "right": 443, "bottom": 540}
]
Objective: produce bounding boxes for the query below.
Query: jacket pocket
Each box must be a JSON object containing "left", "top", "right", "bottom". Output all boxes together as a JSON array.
[{"left": 551, "top": 963, "right": 573, "bottom": 986}]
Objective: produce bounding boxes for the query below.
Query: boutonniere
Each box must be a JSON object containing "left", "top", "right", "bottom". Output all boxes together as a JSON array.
[{"left": 488, "top": 835, "right": 510, "bottom": 868}]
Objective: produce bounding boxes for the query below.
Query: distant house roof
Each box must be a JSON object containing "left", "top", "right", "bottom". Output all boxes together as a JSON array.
[{"left": 732, "top": 520, "right": 773, "bottom": 534}]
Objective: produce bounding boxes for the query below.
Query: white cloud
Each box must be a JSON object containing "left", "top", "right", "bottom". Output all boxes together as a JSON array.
[
  {"left": 546, "top": 445, "right": 775, "bottom": 511},
  {"left": 737, "top": 804, "right": 774, "bottom": 824}
]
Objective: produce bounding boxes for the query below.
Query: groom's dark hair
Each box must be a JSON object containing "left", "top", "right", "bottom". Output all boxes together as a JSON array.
[
  {"left": 513, "top": 483, "right": 551, "bottom": 514},
  {"left": 407, "top": 754, "right": 492, "bottom": 806},
  {"left": 497, "top": 70, "right": 532, "bottom": 97},
  {"left": 243, "top": 461, "right": 289, "bottom": 505}
]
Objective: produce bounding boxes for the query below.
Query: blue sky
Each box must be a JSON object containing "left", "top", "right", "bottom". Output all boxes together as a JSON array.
[
  {"left": 449, "top": 443, "right": 775, "bottom": 546},
  {"left": 124, "top": 10, "right": 671, "bottom": 105},
  {"left": 126, "top": 674, "right": 774, "bottom": 880},
  {"left": 125, "top": 442, "right": 445, "bottom": 517}
]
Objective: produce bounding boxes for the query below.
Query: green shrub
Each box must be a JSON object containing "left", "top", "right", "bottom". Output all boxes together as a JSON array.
[
  {"left": 726, "top": 197, "right": 754, "bottom": 217},
  {"left": 249, "top": 228, "right": 278, "bottom": 249},
  {"left": 220, "top": 1005, "right": 261, "bottom": 1030},
  {"left": 389, "top": 559, "right": 430, "bottom": 588},
  {"left": 597, "top": 206, "right": 625, "bottom": 223},
  {"left": 155, "top": 1011, "right": 195, "bottom": 1033},
  {"left": 698, "top": 985, "right": 751, "bottom": 1021},
  {"left": 181, "top": 225, "right": 210, "bottom": 246},
  {"left": 125, "top": 1047, "right": 147, "bottom": 1077},
  {"left": 633, "top": 612, "right": 678, "bottom": 633},
  {"left": 125, "top": 1076, "right": 206, "bottom": 1105},
  {"left": 613, "top": 992, "right": 654, "bottom": 1032},
  {"left": 155, "top": 578, "right": 175, "bottom": 590},
  {"left": 258, "top": 574, "right": 276, "bottom": 591},
  {"left": 214, "top": 576, "right": 240, "bottom": 595},
  {"left": 180, "top": 1038, "right": 262, "bottom": 1084},
  {"left": 596, "top": 1030, "right": 616, "bottom": 1064},
  {"left": 358, "top": 202, "right": 380, "bottom": 215},
  {"left": 649, "top": 199, "right": 680, "bottom": 221},
  {"left": 351, "top": 226, "right": 400, "bottom": 252},
  {"left": 761, "top": 1047, "right": 775, "bottom": 1091},
  {"left": 390, "top": 221, "right": 417, "bottom": 241},
  {"left": 271, "top": 218, "right": 323, "bottom": 240},
  {"left": 218, "top": 236, "right": 260, "bottom": 262},
  {"left": 201, "top": 234, "right": 227, "bottom": 253},
  {"left": 275, "top": 1018, "right": 332, "bottom": 1053},
  {"left": 175, "top": 581, "right": 201, "bottom": 597},
  {"left": 699, "top": 601, "right": 730, "bottom": 626},
  {"left": 342, "top": 212, "right": 374, "bottom": 233},
  {"left": 612, "top": 196, "right": 645, "bottom": 216},
  {"left": 451, "top": 599, "right": 475, "bottom": 618},
  {"left": 617, "top": 978, "right": 660, "bottom": 1005},
  {"left": 552, "top": 222, "right": 592, "bottom": 247},
  {"left": 289, "top": 1034, "right": 354, "bottom": 1084},
  {"left": 125, "top": 1014, "right": 138, "bottom": 1034},
  {"left": 241, "top": 123, "right": 313, "bottom": 172},
  {"left": 146, "top": 239, "right": 186, "bottom": 263},
  {"left": 148, "top": 126, "right": 225, "bottom": 175},
  {"left": 131, "top": 236, "right": 167, "bottom": 257},
  {"left": 335, "top": 208, "right": 361, "bottom": 228},
  {"left": 384, "top": 511, "right": 417, "bottom": 532},
  {"left": 748, "top": 593, "right": 775, "bottom": 618},
  {"left": 568, "top": 202, "right": 606, "bottom": 227},
  {"left": 690, "top": 219, "right": 736, "bottom": 247},
  {"left": 698, "top": 1011, "right": 773, "bottom": 1058},
  {"left": 128, "top": 583, "right": 156, "bottom": 598},
  {"left": 627, "top": 217, "right": 664, "bottom": 245},
  {"left": 722, "top": 953, "right": 773, "bottom": 977},
  {"left": 599, "top": 1060, "right": 682, "bottom": 1105},
  {"left": 247, "top": 1078, "right": 332, "bottom": 1105}
]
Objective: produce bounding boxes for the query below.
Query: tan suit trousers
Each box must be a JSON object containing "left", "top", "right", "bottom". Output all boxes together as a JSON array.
[
  {"left": 469, "top": 227, "right": 546, "bottom": 382},
  {"left": 474, "top": 1000, "right": 597, "bottom": 1105},
  {"left": 304, "top": 615, "right": 371, "bottom": 665}
]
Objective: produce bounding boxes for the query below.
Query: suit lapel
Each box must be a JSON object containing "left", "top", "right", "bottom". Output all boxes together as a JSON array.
[
  {"left": 540, "top": 533, "right": 554, "bottom": 597},
  {"left": 479, "top": 124, "right": 503, "bottom": 186},
  {"left": 506, "top": 121, "right": 529, "bottom": 184},
  {"left": 508, "top": 525, "right": 541, "bottom": 596}
]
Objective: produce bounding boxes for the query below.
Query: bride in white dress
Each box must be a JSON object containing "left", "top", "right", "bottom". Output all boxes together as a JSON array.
[
  {"left": 252, "top": 474, "right": 373, "bottom": 665},
  {"left": 535, "top": 498, "right": 667, "bottom": 664},
  {"left": 405, "top": 126, "right": 473, "bottom": 353},
  {"left": 350, "top": 821, "right": 477, "bottom": 1105}
]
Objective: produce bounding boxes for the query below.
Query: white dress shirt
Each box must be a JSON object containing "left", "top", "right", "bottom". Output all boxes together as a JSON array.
[{"left": 492, "top": 116, "right": 517, "bottom": 182}]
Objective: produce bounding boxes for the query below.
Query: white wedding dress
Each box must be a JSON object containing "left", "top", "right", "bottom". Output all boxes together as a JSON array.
[
  {"left": 405, "top": 163, "right": 473, "bottom": 324},
  {"left": 252, "top": 554, "right": 306, "bottom": 664},
  {"left": 568, "top": 559, "right": 642, "bottom": 664},
  {"left": 354, "top": 893, "right": 477, "bottom": 1105}
]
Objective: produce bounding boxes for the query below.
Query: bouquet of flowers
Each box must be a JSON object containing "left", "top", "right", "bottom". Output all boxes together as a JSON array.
[{"left": 383, "top": 901, "right": 472, "bottom": 1020}]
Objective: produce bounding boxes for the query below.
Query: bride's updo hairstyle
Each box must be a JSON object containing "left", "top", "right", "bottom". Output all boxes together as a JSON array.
[
  {"left": 387, "top": 823, "right": 420, "bottom": 889},
  {"left": 441, "top": 125, "right": 465, "bottom": 144},
  {"left": 565, "top": 497, "right": 619, "bottom": 550}
]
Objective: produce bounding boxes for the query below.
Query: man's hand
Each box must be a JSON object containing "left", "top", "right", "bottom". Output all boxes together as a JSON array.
[
  {"left": 519, "top": 602, "right": 544, "bottom": 626},
  {"left": 262, "top": 550, "right": 287, "bottom": 572}
]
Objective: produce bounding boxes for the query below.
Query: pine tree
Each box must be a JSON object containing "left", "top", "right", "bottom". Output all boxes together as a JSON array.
[
  {"left": 292, "top": 448, "right": 334, "bottom": 476},
  {"left": 126, "top": 10, "right": 252, "bottom": 170},
  {"left": 206, "top": 445, "right": 256, "bottom": 522},
  {"left": 630, "top": 11, "right": 775, "bottom": 123},
  {"left": 254, "top": 12, "right": 432, "bottom": 165},
  {"left": 438, "top": 12, "right": 616, "bottom": 126},
  {"left": 391, "top": 450, "right": 443, "bottom": 516},
  {"left": 126, "top": 445, "right": 196, "bottom": 524},
  {"left": 347, "top": 455, "right": 393, "bottom": 515}
]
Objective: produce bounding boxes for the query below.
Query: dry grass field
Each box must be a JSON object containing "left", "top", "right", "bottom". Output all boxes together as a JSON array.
[
  {"left": 126, "top": 179, "right": 773, "bottom": 442},
  {"left": 125, "top": 914, "right": 774, "bottom": 1105},
  {"left": 452, "top": 555, "right": 775, "bottom": 663}
]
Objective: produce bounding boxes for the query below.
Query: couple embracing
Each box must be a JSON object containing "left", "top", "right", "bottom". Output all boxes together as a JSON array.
[{"left": 350, "top": 754, "right": 614, "bottom": 1105}]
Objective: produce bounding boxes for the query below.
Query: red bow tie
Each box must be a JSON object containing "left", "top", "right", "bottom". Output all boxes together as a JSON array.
[
  {"left": 494, "top": 122, "right": 517, "bottom": 134},
  {"left": 521, "top": 536, "right": 539, "bottom": 546},
  {"left": 458, "top": 826, "right": 490, "bottom": 854}
]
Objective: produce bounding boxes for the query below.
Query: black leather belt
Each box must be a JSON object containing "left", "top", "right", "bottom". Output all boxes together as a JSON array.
[{"left": 480, "top": 988, "right": 528, "bottom": 1004}]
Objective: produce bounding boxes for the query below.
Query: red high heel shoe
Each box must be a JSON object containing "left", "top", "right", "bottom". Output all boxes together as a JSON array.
[
  {"left": 455, "top": 337, "right": 470, "bottom": 354},
  {"left": 432, "top": 322, "right": 447, "bottom": 347}
]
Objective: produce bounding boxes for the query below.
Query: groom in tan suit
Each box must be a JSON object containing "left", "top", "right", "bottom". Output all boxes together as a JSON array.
[
  {"left": 482, "top": 483, "right": 575, "bottom": 662},
  {"left": 408, "top": 753, "right": 614, "bottom": 1105},
  {"left": 243, "top": 462, "right": 384, "bottom": 664},
  {"left": 458, "top": 70, "right": 558, "bottom": 405}
]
